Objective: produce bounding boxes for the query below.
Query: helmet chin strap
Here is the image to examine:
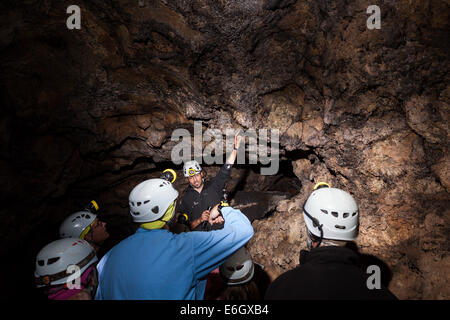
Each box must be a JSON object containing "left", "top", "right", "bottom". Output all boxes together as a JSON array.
[
  {"left": 85, "top": 233, "right": 104, "bottom": 249},
  {"left": 165, "top": 210, "right": 178, "bottom": 230},
  {"left": 303, "top": 201, "right": 324, "bottom": 248},
  {"left": 141, "top": 202, "right": 176, "bottom": 230},
  {"left": 83, "top": 225, "right": 102, "bottom": 247}
]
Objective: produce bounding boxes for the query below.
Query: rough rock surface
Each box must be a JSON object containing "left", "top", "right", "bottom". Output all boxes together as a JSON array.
[{"left": 0, "top": 0, "right": 448, "bottom": 299}]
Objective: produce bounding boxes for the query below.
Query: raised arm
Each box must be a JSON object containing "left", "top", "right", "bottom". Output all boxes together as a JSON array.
[
  {"left": 225, "top": 132, "right": 243, "bottom": 165},
  {"left": 210, "top": 132, "right": 244, "bottom": 193}
]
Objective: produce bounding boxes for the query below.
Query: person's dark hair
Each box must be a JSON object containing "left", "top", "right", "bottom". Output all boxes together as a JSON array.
[
  {"left": 308, "top": 230, "right": 321, "bottom": 243},
  {"left": 307, "top": 228, "right": 348, "bottom": 248},
  {"left": 221, "top": 280, "right": 261, "bottom": 300}
]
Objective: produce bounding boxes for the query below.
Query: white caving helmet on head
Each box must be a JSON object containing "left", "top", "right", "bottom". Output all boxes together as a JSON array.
[
  {"left": 129, "top": 178, "right": 179, "bottom": 223},
  {"left": 59, "top": 211, "right": 97, "bottom": 239},
  {"left": 220, "top": 247, "right": 255, "bottom": 286},
  {"left": 303, "top": 184, "right": 359, "bottom": 243},
  {"left": 35, "top": 238, "right": 98, "bottom": 288},
  {"left": 183, "top": 160, "right": 202, "bottom": 177}
]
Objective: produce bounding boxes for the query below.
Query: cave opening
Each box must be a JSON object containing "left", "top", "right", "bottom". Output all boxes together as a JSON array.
[{"left": 1, "top": 0, "right": 449, "bottom": 301}]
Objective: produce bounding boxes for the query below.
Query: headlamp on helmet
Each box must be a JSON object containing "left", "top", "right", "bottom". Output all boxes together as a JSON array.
[{"left": 183, "top": 160, "right": 202, "bottom": 177}]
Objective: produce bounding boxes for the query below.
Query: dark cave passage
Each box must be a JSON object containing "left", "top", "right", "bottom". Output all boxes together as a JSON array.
[{"left": 0, "top": 0, "right": 449, "bottom": 300}]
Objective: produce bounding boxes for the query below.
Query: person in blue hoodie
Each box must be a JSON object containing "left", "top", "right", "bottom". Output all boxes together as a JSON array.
[{"left": 95, "top": 177, "right": 254, "bottom": 300}]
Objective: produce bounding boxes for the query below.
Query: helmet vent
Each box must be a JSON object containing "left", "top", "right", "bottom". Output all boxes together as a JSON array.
[
  {"left": 343, "top": 212, "right": 349, "bottom": 218},
  {"left": 133, "top": 211, "right": 140, "bottom": 216},
  {"left": 48, "top": 257, "right": 60, "bottom": 265},
  {"left": 85, "top": 214, "right": 90, "bottom": 219},
  {"left": 331, "top": 211, "right": 339, "bottom": 217},
  {"left": 152, "top": 206, "right": 159, "bottom": 214},
  {"left": 137, "top": 202, "right": 142, "bottom": 207},
  {"left": 352, "top": 211, "right": 357, "bottom": 216},
  {"left": 335, "top": 225, "right": 346, "bottom": 230},
  {"left": 144, "top": 200, "right": 150, "bottom": 204},
  {"left": 320, "top": 209, "right": 328, "bottom": 214},
  {"left": 226, "top": 264, "right": 245, "bottom": 272},
  {"left": 38, "top": 260, "right": 45, "bottom": 266}
]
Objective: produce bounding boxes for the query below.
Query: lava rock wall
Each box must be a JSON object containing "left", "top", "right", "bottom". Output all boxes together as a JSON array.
[{"left": 0, "top": 0, "right": 449, "bottom": 299}]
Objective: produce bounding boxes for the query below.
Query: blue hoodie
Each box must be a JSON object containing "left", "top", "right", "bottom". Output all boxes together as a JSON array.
[{"left": 95, "top": 206, "right": 254, "bottom": 300}]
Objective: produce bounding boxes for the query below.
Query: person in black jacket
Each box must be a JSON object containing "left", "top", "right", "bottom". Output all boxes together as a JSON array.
[
  {"left": 178, "top": 133, "right": 243, "bottom": 231},
  {"left": 265, "top": 183, "right": 397, "bottom": 300}
]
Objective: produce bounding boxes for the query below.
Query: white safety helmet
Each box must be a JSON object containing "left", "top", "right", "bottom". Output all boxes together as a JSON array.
[
  {"left": 129, "top": 178, "right": 179, "bottom": 223},
  {"left": 59, "top": 211, "right": 97, "bottom": 239},
  {"left": 183, "top": 160, "right": 202, "bottom": 177},
  {"left": 220, "top": 247, "right": 255, "bottom": 286},
  {"left": 303, "top": 187, "right": 359, "bottom": 241},
  {"left": 35, "top": 238, "right": 98, "bottom": 288}
]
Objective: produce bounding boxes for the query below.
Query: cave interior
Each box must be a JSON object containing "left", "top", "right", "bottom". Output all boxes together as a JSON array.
[{"left": 0, "top": 0, "right": 449, "bottom": 299}]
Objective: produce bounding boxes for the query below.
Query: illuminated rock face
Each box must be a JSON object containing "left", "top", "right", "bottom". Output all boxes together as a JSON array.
[{"left": 0, "top": 1, "right": 448, "bottom": 299}]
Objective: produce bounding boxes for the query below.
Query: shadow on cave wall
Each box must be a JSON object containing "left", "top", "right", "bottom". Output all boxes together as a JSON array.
[{"left": 345, "top": 242, "right": 393, "bottom": 288}]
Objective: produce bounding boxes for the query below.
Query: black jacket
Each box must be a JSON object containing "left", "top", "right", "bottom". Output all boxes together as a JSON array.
[
  {"left": 178, "top": 163, "right": 232, "bottom": 231},
  {"left": 264, "top": 246, "right": 397, "bottom": 300}
]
